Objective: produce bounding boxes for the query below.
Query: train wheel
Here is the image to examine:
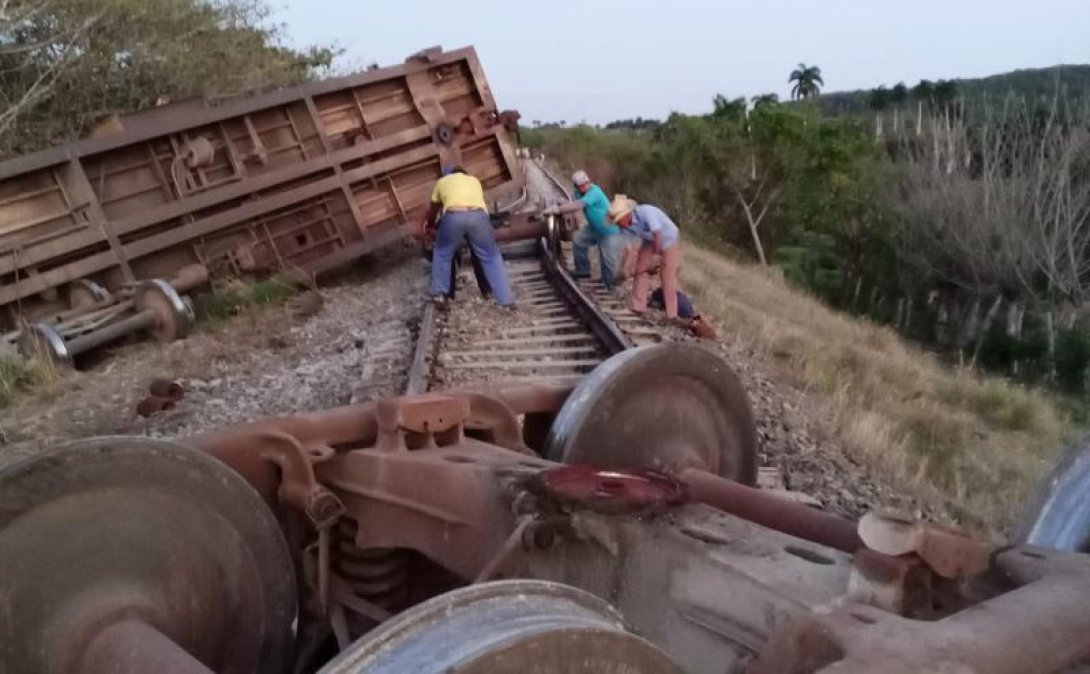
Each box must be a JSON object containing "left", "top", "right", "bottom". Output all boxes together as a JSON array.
[
  {"left": 0, "top": 437, "right": 297, "bottom": 674},
  {"left": 135, "top": 279, "right": 195, "bottom": 342},
  {"left": 542, "top": 343, "right": 758, "bottom": 485},
  {"left": 18, "top": 321, "right": 70, "bottom": 366},
  {"left": 1013, "top": 435, "right": 1090, "bottom": 551},
  {"left": 318, "top": 580, "right": 681, "bottom": 674}
]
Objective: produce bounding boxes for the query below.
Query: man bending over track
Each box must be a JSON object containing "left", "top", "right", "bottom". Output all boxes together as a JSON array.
[
  {"left": 607, "top": 195, "right": 682, "bottom": 321},
  {"left": 419, "top": 165, "right": 514, "bottom": 308}
]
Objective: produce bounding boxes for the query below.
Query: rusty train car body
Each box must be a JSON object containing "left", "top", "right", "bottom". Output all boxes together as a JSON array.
[{"left": 0, "top": 46, "right": 522, "bottom": 333}]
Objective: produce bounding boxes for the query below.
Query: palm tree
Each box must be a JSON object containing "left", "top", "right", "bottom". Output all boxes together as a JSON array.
[
  {"left": 869, "top": 86, "right": 889, "bottom": 138},
  {"left": 788, "top": 63, "right": 824, "bottom": 100},
  {"left": 934, "top": 80, "right": 959, "bottom": 113},
  {"left": 751, "top": 93, "right": 780, "bottom": 110},
  {"left": 711, "top": 94, "right": 747, "bottom": 122},
  {"left": 912, "top": 79, "right": 935, "bottom": 104},
  {"left": 911, "top": 80, "right": 935, "bottom": 136},
  {"left": 890, "top": 82, "right": 908, "bottom": 132},
  {"left": 890, "top": 82, "right": 908, "bottom": 105}
]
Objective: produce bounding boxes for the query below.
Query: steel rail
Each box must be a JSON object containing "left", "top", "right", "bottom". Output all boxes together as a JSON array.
[
  {"left": 402, "top": 160, "right": 632, "bottom": 394},
  {"left": 531, "top": 160, "right": 631, "bottom": 355}
]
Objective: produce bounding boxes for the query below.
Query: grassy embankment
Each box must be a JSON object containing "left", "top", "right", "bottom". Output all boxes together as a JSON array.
[{"left": 683, "top": 243, "right": 1074, "bottom": 534}]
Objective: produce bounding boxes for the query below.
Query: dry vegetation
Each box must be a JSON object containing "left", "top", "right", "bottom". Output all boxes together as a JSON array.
[
  {"left": 683, "top": 243, "right": 1073, "bottom": 534},
  {"left": 0, "top": 354, "right": 56, "bottom": 408}
]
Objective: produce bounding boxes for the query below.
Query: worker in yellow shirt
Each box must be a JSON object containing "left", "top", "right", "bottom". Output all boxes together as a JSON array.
[{"left": 418, "top": 165, "right": 514, "bottom": 306}]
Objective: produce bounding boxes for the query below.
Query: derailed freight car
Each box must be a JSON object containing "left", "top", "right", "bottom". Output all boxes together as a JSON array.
[{"left": 0, "top": 46, "right": 523, "bottom": 340}]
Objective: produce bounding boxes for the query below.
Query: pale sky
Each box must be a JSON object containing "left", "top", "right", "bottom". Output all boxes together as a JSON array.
[{"left": 271, "top": 0, "right": 1090, "bottom": 125}]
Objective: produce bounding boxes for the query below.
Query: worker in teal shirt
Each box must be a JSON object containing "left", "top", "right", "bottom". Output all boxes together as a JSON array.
[{"left": 570, "top": 170, "right": 624, "bottom": 291}]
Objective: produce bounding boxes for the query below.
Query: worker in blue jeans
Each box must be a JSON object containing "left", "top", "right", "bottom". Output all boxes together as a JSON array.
[
  {"left": 570, "top": 170, "right": 623, "bottom": 291},
  {"left": 419, "top": 165, "right": 514, "bottom": 307}
]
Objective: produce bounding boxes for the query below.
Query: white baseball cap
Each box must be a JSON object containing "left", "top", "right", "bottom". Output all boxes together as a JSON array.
[{"left": 571, "top": 170, "right": 590, "bottom": 185}]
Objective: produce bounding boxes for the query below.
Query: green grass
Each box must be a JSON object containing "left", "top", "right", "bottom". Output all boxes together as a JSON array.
[
  {"left": 0, "top": 353, "right": 56, "bottom": 407},
  {"left": 248, "top": 277, "right": 299, "bottom": 306},
  {"left": 193, "top": 275, "right": 300, "bottom": 325}
]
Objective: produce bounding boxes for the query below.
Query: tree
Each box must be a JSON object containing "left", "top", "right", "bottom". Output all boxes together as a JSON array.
[
  {"left": 890, "top": 82, "right": 909, "bottom": 105},
  {"left": 868, "top": 86, "right": 890, "bottom": 111},
  {"left": 789, "top": 63, "right": 824, "bottom": 100},
  {"left": 912, "top": 79, "right": 935, "bottom": 103},
  {"left": 890, "top": 82, "right": 908, "bottom": 132},
  {"left": 912, "top": 80, "right": 935, "bottom": 136},
  {"left": 890, "top": 94, "right": 1090, "bottom": 365},
  {"left": 712, "top": 94, "right": 747, "bottom": 121},
  {"left": 751, "top": 93, "right": 780, "bottom": 110},
  {"left": 934, "top": 80, "right": 960, "bottom": 112},
  {"left": 701, "top": 104, "right": 811, "bottom": 264},
  {"left": 869, "top": 86, "right": 889, "bottom": 138},
  {"left": 604, "top": 117, "right": 660, "bottom": 131},
  {"left": 780, "top": 117, "right": 894, "bottom": 309},
  {"left": 0, "top": 0, "right": 338, "bottom": 157}
]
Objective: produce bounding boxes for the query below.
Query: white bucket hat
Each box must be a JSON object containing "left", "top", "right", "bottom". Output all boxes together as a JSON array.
[
  {"left": 607, "top": 194, "right": 637, "bottom": 222},
  {"left": 571, "top": 170, "right": 590, "bottom": 186}
]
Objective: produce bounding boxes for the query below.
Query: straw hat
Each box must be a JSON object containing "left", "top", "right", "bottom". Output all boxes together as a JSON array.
[{"left": 607, "top": 194, "right": 637, "bottom": 222}]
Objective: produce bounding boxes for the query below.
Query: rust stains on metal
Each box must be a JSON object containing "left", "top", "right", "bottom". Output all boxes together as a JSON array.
[
  {"left": 748, "top": 547, "right": 1090, "bottom": 674},
  {"left": 0, "top": 438, "right": 296, "bottom": 674},
  {"left": 13, "top": 343, "right": 1090, "bottom": 673},
  {"left": 857, "top": 511, "right": 994, "bottom": 579},
  {"left": 679, "top": 468, "right": 865, "bottom": 553}
]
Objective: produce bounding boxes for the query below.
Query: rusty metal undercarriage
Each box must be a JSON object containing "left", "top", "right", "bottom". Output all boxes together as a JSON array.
[{"left": 2, "top": 344, "right": 1089, "bottom": 673}]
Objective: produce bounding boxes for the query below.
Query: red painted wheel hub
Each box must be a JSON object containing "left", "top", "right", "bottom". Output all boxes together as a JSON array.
[{"left": 537, "top": 465, "right": 686, "bottom": 515}]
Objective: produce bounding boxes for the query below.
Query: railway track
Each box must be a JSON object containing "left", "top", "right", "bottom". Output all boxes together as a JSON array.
[
  {"left": 405, "top": 159, "right": 670, "bottom": 395},
  {"left": 527, "top": 160, "right": 671, "bottom": 347}
]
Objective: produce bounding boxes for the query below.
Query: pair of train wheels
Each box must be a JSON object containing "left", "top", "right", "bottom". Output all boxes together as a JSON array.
[
  {"left": 2, "top": 342, "right": 1080, "bottom": 673},
  {"left": 18, "top": 279, "right": 193, "bottom": 366},
  {"left": 0, "top": 344, "right": 749, "bottom": 673}
]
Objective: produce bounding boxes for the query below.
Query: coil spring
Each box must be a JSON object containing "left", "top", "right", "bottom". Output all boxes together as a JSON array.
[{"left": 335, "top": 520, "right": 410, "bottom": 611}]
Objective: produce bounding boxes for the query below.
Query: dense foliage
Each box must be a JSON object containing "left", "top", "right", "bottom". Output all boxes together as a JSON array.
[
  {"left": 820, "top": 65, "right": 1090, "bottom": 115},
  {"left": 0, "top": 0, "right": 337, "bottom": 157},
  {"left": 523, "top": 87, "right": 1090, "bottom": 396}
]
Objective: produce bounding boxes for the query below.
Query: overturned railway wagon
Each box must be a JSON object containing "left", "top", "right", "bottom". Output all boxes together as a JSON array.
[{"left": 0, "top": 46, "right": 522, "bottom": 334}]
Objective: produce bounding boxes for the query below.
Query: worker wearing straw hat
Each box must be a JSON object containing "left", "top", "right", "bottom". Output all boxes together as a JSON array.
[{"left": 607, "top": 195, "right": 682, "bottom": 320}]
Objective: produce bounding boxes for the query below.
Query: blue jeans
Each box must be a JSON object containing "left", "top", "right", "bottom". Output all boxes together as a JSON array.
[
  {"left": 573, "top": 228, "right": 624, "bottom": 289},
  {"left": 430, "top": 210, "right": 514, "bottom": 305}
]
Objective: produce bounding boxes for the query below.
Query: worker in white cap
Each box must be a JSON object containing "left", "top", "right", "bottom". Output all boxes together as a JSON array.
[
  {"left": 570, "top": 170, "right": 624, "bottom": 291},
  {"left": 607, "top": 194, "right": 682, "bottom": 320}
]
